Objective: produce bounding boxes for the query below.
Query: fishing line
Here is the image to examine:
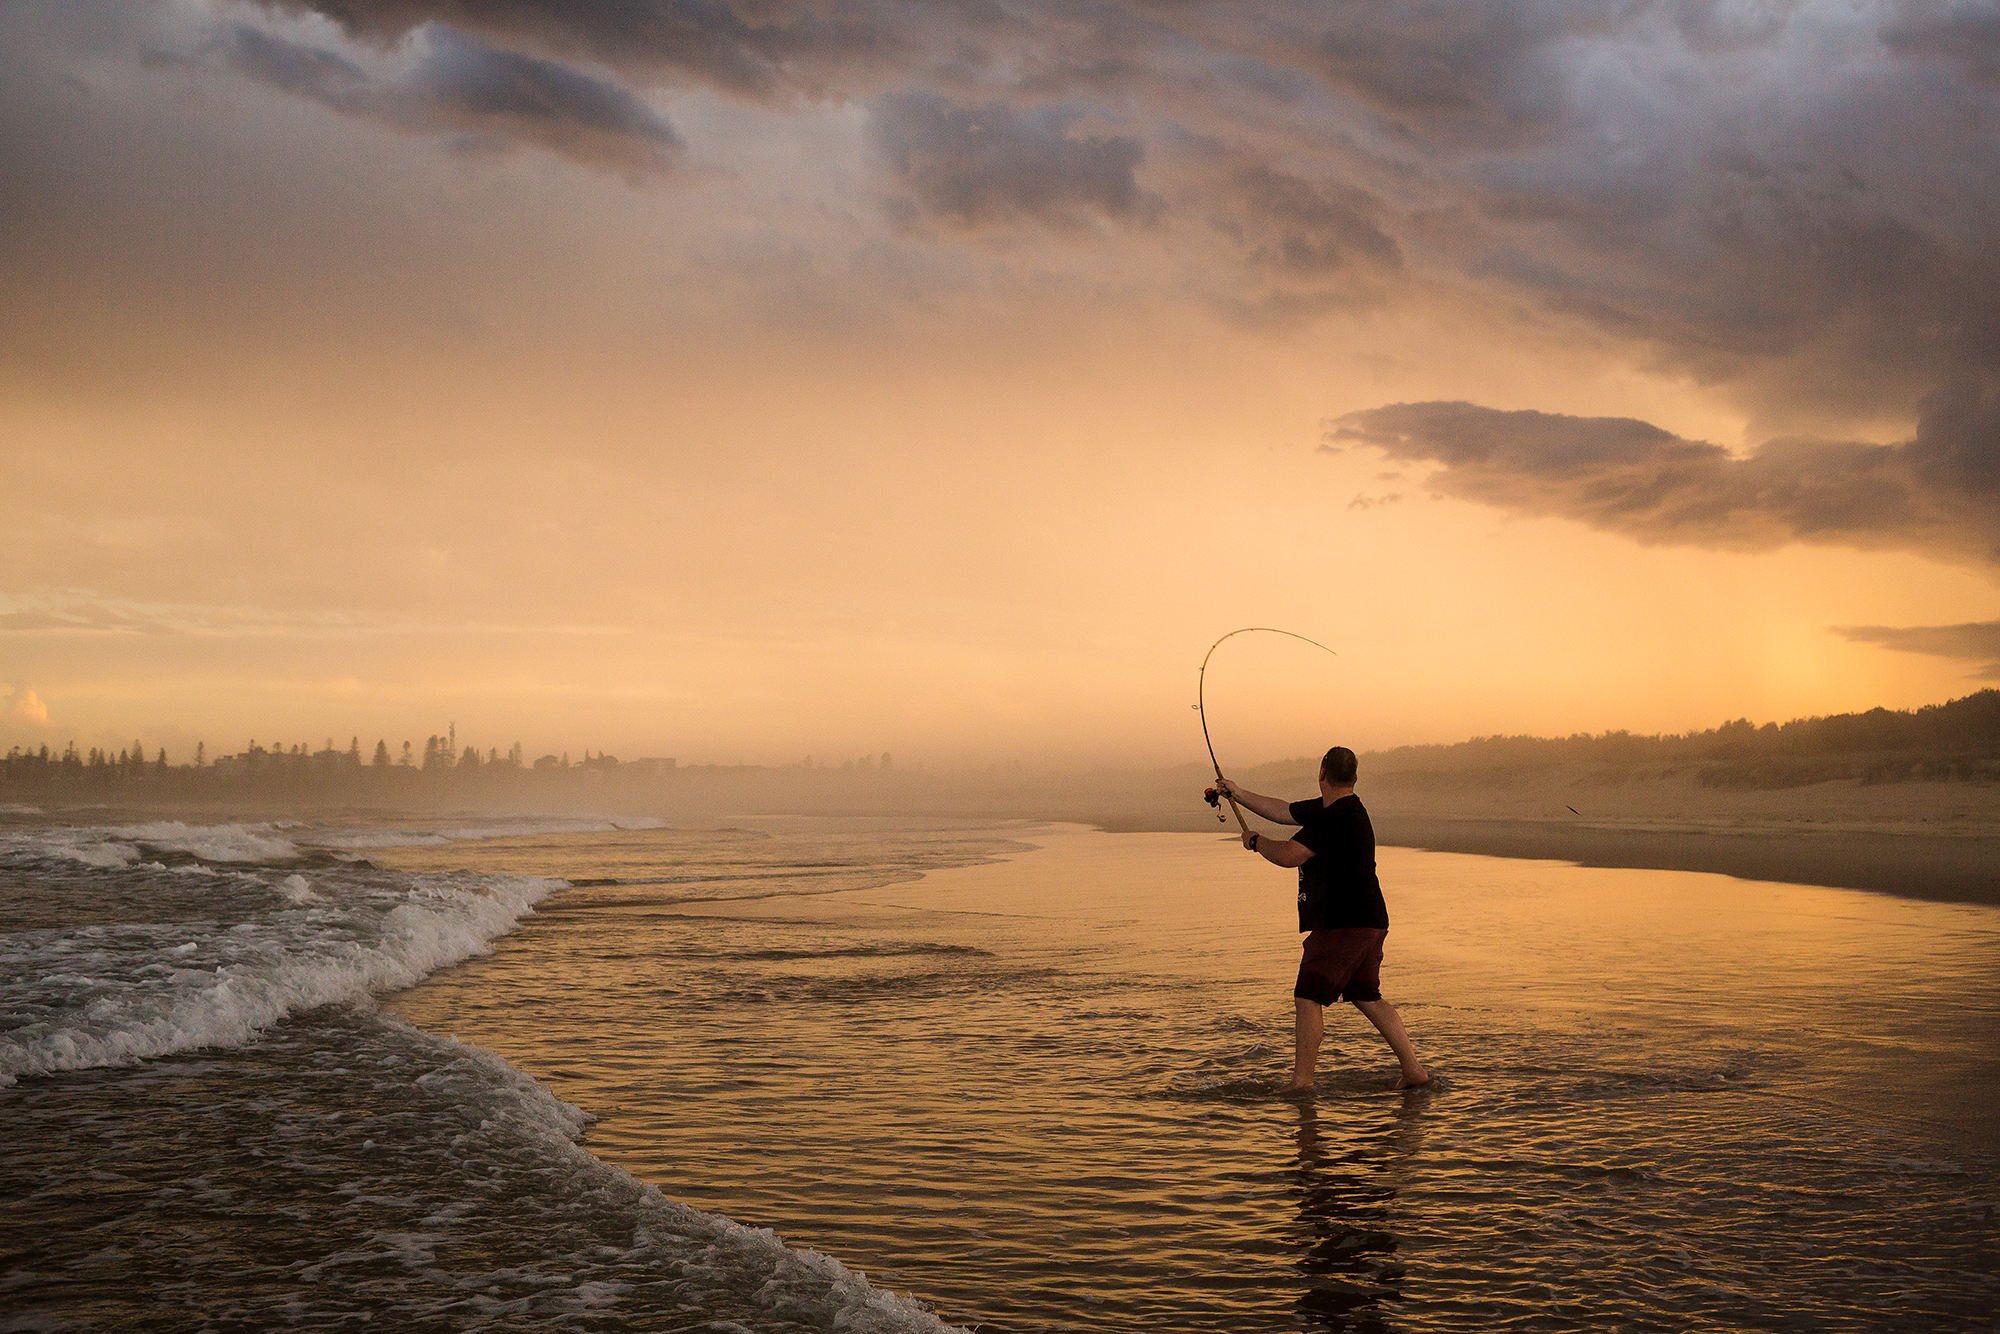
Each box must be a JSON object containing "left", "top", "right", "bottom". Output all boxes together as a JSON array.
[{"left": 1197, "top": 627, "right": 1340, "bottom": 833}]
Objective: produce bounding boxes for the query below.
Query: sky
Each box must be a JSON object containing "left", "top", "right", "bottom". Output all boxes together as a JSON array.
[{"left": 2, "top": 0, "right": 1997, "bottom": 768}]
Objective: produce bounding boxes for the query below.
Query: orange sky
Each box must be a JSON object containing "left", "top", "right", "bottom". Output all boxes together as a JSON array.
[{"left": 3, "top": 2, "right": 1996, "bottom": 767}]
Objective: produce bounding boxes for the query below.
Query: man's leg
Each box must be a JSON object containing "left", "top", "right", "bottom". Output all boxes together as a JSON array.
[
  {"left": 1282, "top": 996, "right": 1324, "bottom": 1094},
  {"left": 1353, "top": 998, "right": 1430, "bottom": 1088}
]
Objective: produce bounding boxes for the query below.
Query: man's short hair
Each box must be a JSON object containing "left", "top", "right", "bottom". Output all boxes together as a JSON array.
[{"left": 1320, "top": 746, "right": 1358, "bottom": 785}]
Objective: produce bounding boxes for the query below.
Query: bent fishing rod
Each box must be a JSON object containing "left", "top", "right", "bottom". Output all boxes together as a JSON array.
[{"left": 1198, "top": 627, "right": 1340, "bottom": 836}]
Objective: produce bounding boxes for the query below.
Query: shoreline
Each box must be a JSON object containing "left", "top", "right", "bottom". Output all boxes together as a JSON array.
[
  {"left": 1089, "top": 812, "right": 2000, "bottom": 907},
  {"left": 1370, "top": 816, "right": 2000, "bottom": 907},
  {"left": 1087, "top": 770, "right": 2000, "bottom": 908},
  {"left": 7, "top": 781, "right": 1996, "bottom": 908}
]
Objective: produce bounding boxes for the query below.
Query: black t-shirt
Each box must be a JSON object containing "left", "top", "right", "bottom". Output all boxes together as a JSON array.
[{"left": 1288, "top": 794, "right": 1389, "bottom": 932}]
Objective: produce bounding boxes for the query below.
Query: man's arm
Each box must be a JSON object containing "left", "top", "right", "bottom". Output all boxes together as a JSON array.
[
  {"left": 1214, "top": 777, "right": 1300, "bottom": 825},
  {"left": 1241, "top": 828, "right": 1314, "bottom": 867}
]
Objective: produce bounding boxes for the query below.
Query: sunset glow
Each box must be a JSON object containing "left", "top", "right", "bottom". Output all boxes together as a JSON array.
[{"left": 5, "top": 2, "right": 1995, "bottom": 766}]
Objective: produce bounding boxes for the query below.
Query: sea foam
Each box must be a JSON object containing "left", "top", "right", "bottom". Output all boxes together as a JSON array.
[
  {"left": 7, "top": 820, "right": 303, "bottom": 867},
  {"left": 0, "top": 817, "right": 967, "bottom": 1332},
  {"left": 311, "top": 815, "right": 668, "bottom": 850},
  {"left": 0, "top": 831, "right": 555, "bottom": 1085}
]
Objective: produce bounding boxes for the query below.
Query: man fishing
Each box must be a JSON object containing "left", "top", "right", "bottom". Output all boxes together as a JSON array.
[{"left": 1214, "top": 746, "right": 1430, "bottom": 1096}]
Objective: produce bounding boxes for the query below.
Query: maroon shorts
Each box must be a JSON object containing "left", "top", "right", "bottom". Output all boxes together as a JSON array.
[{"left": 1293, "top": 928, "right": 1387, "bottom": 1005}]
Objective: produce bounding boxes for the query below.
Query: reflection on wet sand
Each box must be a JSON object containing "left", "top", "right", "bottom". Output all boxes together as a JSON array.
[
  {"left": 383, "top": 822, "right": 2000, "bottom": 1332},
  {"left": 1288, "top": 1092, "right": 1426, "bottom": 1330}
]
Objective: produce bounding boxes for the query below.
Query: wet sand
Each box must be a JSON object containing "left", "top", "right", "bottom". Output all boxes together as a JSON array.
[
  {"left": 1371, "top": 816, "right": 2000, "bottom": 905},
  {"left": 1088, "top": 770, "right": 2000, "bottom": 906},
  {"left": 381, "top": 822, "right": 2000, "bottom": 1330}
]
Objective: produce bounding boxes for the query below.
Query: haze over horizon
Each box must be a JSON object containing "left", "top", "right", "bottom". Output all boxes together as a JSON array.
[{"left": 5, "top": 1, "right": 1998, "bottom": 769}]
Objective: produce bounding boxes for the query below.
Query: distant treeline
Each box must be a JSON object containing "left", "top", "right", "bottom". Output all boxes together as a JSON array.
[
  {"left": 0, "top": 728, "right": 903, "bottom": 799},
  {"left": 6, "top": 691, "right": 1998, "bottom": 804},
  {"left": 1358, "top": 689, "right": 2000, "bottom": 788},
  {"left": 0, "top": 730, "right": 618, "bottom": 793}
]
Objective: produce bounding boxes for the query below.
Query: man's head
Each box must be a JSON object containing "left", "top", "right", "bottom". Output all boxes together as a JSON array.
[{"left": 1320, "top": 746, "right": 1358, "bottom": 788}]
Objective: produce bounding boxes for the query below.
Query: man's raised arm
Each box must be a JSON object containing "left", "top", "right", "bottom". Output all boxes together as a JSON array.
[{"left": 1214, "top": 778, "right": 1299, "bottom": 825}]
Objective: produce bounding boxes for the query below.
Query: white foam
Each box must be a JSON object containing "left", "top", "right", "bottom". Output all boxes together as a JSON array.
[
  {"left": 0, "top": 815, "right": 964, "bottom": 1332},
  {"left": 322, "top": 830, "right": 453, "bottom": 848},
  {"left": 0, "top": 871, "right": 557, "bottom": 1086},
  {"left": 277, "top": 874, "right": 318, "bottom": 905},
  {"left": 107, "top": 820, "right": 301, "bottom": 861},
  {"left": 400, "top": 1025, "right": 967, "bottom": 1332},
  {"left": 312, "top": 816, "right": 668, "bottom": 850},
  {"left": 45, "top": 838, "right": 141, "bottom": 868},
  {"left": 2, "top": 820, "right": 301, "bottom": 867}
]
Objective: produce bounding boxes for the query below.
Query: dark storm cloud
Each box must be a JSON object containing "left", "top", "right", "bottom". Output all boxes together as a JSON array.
[
  {"left": 1189, "top": 144, "right": 1398, "bottom": 277},
  {"left": 10, "top": 0, "right": 2000, "bottom": 443},
  {"left": 220, "top": 3, "right": 2000, "bottom": 419},
  {"left": 1331, "top": 383, "right": 2000, "bottom": 568},
  {"left": 1834, "top": 620, "right": 2000, "bottom": 679},
  {"left": 1305, "top": 1, "right": 1825, "bottom": 144},
  {"left": 1307, "top": 0, "right": 1614, "bottom": 146},
  {"left": 870, "top": 92, "right": 1152, "bottom": 229},
  {"left": 1882, "top": 2, "right": 2000, "bottom": 82},
  {"left": 223, "top": 22, "right": 683, "bottom": 173},
  {"left": 271, "top": 0, "right": 904, "bottom": 97},
  {"left": 1168, "top": 136, "right": 1403, "bottom": 320}
]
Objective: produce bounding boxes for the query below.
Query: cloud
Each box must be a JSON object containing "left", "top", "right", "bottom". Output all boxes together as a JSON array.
[
  {"left": 1235, "top": 0, "right": 2000, "bottom": 423},
  {"left": 1331, "top": 380, "right": 2000, "bottom": 567},
  {"left": 8, "top": 1, "right": 1999, "bottom": 442},
  {"left": 1835, "top": 620, "right": 2000, "bottom": 679},
  {"left": 1882, "top": 2, "right": 2000, "bottom": 83},
  {"left": 1307, "top": 0, "right": 1614, "bottom": 147},
  {"left": 5, "top": 687, "right": 50, "bottom": 726},
  {"left": 223, "top": 20, "right": 683, "bottom": 174},
  {"left": 1347, "top": 492, "right": 1403, "bottom": 511},
  {"left": 226, "top": 2, "right": 2000, "bottom": 426},
  {"left": 0, "top": 592, "right": 629, "bottom": 639},
  {"left": 1168, "top": 136, "right": 1401, "bottom": 320},
  {"left": 870, "top": 92, "right": 1153, "bottom": 230},
  {"left": 271, "top": 0, "right": 902, "bottom": 98}
]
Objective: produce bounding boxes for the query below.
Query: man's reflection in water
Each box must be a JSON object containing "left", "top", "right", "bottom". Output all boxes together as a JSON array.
[{"left": 1288, "top": 1092, "right": 1427, "bottom": 1331}]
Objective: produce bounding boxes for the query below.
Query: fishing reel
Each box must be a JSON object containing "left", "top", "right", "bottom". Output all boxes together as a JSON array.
[{"left": 1203, "top": 787, "right": 1228, "bottom": 822}]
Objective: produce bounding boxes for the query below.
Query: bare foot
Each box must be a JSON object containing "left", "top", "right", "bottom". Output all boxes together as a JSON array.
[
  {"left": 1395, "top": 1071, "right": 1432, "bottom": 1090},
  {"left": 1276, "top": 1080, "right": 1315, "bottom": 1097}
]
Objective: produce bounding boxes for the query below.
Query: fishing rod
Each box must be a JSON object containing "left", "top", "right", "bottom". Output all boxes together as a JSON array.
[{"left": 1198, "top": 627, "right": 1340, "bottom": 835}]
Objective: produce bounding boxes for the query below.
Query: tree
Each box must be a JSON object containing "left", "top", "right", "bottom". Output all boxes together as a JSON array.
[
  {"left": 347, "top": 736, "right": 361, "bottom": 765},
  {"left": 399, "top": 740, "right": 414, "bottom": 766},
  {"left": 195, "top": 741, "right": 205, "bottom": 767},
  {"left": 372, "top": 740, "right": 391, "bottom": 768},
  {"left": 507, "top": 742, "right": 524, "bottom": 767},
  {"left": 459, "top": 745, "right": 480, "bottom": 769},
  {"left": 156, "top": 748, "right": 167, "bottom": 772},
  {"left": 422, "top": 736, "right": 441, "bottom": 769}
]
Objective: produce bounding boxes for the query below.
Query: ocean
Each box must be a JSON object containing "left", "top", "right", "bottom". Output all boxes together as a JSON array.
[{"left": 2, "top": 809, "right": 1995, "bottom": 1332}]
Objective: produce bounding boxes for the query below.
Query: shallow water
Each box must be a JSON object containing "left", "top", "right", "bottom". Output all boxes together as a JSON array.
[
  {"left": 0, "top": 813, "right": 1005, "bottom": 1332},
  {"left": 4, "top": 811, "right": 1995, "bottom": 1330},
  {"left": 376, "top": 819, "right": 2000, "bottom": 1331}
]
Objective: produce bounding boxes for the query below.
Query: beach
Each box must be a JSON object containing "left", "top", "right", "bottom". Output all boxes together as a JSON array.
[
  {"left": 6, "top": 809, "right": 1995, "bottom": 1330},
  {"left": 1078, "top": 767, "right": 2000, "bottom": 907}
]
